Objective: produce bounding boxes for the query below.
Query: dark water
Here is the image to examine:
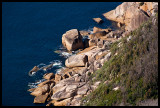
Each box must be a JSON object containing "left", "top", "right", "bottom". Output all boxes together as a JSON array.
[{"left": 2, "top": 2, "right": 122, "bottom": 106}]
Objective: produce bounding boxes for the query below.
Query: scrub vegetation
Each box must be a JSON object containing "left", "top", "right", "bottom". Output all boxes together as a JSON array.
[{"left": 81, "top": 14, "right": 158, "bottom": 106}]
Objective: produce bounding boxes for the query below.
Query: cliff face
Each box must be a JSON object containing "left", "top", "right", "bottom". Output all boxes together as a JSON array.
[
  {"left": 28, "top": 2, "right": 158, "bottom": 106},
  {"left": 103, "top": 2, "right": 158, "bottom": 31}
]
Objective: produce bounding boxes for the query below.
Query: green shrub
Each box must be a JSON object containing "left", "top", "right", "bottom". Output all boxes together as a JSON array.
[{"left": 81, "top": 15, "right": 158, "bottom": 106}]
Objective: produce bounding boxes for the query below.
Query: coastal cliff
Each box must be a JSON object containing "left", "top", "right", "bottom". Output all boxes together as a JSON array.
[
  {"left": 103, "top": 2, "right": 158, "bottom": 31},
  {"left": 28, "top": 2, "right": 158, "bottom": 106}
]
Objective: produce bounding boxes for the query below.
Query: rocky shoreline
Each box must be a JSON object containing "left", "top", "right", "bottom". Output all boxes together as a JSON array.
[{"left": 28, "top": 2, "right": 158, "bottom": 106}]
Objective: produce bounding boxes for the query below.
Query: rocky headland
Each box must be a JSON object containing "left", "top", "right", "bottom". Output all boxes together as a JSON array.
[{"left": 28, "top": 2, "right": 158, "bottom": 106}]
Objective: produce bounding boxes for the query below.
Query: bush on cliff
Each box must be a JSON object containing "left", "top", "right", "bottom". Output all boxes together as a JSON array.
[{"left": 81, "top": 14, "right": 158, "bottom": 106}]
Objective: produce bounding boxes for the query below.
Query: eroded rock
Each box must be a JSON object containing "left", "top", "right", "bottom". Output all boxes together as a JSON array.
[
  {"left": 62, "top": 29, "right": 84, "bottom": 51},
  {"left": 30, "top": 84, "right": 50, "bottom": 97},
  {"left": 93, "top": 18, "right": 103, "bottom": 24},
  {"left": 28, "top": 66, "right": 39, "bottom": 75},
  {"left": 33, "top": 93, "right": 49, "bottom": 103},
  {"left": 65, "top": 54, "right": 88, "bottom": 68},
  {"left": 43, "top": 73, "right": 55, "bottom": 80},
  {"left": 103, "top": 2, "right": 151, "bottom": 31},
  {"left": 54, "top": 97, "right": 72, "bottom": 106},
  {"left": 77, "top": 84, "right": 89, "bottom": 95}
]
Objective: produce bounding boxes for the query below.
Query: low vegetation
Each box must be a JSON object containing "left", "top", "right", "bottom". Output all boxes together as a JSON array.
[{"left": 81, "top": 14, "right": 158, "bottom": 106}]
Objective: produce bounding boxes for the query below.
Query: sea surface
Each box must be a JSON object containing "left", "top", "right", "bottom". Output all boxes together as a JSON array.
[{"left": 2, "top": 2, "right": 122, "bottom": 106}]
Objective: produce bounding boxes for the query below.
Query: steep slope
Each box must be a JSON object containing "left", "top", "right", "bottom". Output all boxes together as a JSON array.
[{"left": 81, "top": 13, "right": 158, "bottom": 106}]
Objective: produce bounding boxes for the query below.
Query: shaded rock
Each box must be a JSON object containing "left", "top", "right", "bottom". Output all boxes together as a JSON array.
[
  {"left": 97, "top": 39, "right": 105, "bottom": 48},
  {"left": 104, "top": 52, "right": 111, "bottom": 61},
  {"left": 122, "top": 30, "right": 130, "bottom": 37},
  {"left": 62, "top": 29, "right": 84, "bottom": 51},
  {"left": 93, "top": 31, "right": 107, "bottom": 38},
  {"left": 77, "top": 82, "right": 86, "bottom": 88},
  {"left": 117, "top": 22, "right": 123, "bottom": 27},
  {"left": 30, "top": 84, "right": 50, "bottom": 97},
  {"left": 55, "top": 73, "right": 62, "bottom": 83},
  {"left": 60, "top": 66, "right": 87, "bottom": 76},
  {"left": 73, "top": 74, "right": 81, "bottom": 82},
  {"left": 78, "top": 67, "right": 88, "bottom": 75},
  {"left": 93, "top": 26, "right": 103, "bottom": 33},
  {"left": 77, "top": 84, "right": 89, "bottom": 95},
  {"left": 93, "top": 18, "right": 103, "bottom": 24},
  {"left": 106, "top": 31, "right": 114, "bottom": 38},
  {"left": 93, "top": 26, "right": 112, "bottom": 34},
  {"left": 139, "top": 2, "right": 158, "bottom": 17},
  {"left": 83, "top": 36, "right": 90, "bottom": 48},
  {"left": 52, "top": 77, "right": 75, "bottom": 95},
  {"left": 79, "top": 30, "right": 90, "bottom": 36},
  {"left": 88, "top": 38, "right": 97, "bottom": 47},
  {"left": 28, "top": 88, "right": 36, "bottom": 92},
  {"left": 65, "top": 54, "right": 88, "bottom": 68},
  {"left": 52, "top": 84, "right": 67, "bottom": 95},
  {"left": 62, "top": 73, "right": 70, "bottom": 79},
  {"left": 79, "top": 74, "right": 86, "bottom": 82},
  {"left": 89, "top": 31, "right": 107, "bottom": 40},
  {"left": 111, "top": 30, "right": 124, "bottom": 38},
  {"left": 43, "top": 73, "right": 55, "bottom": 80},
  {"left": 94, "top": 60, "right": 101, "bottom": 71},
  {"left": 33, "top": 93, "right": 49, "bottom": 103},
  {"left": 51, "top": 88, "right": 76, "bottom": 101},
  {"left": 66, "top": 84, "right": 78, "bottom": 92},
  {"left": 37, "top": 79, "right": 55, "bottom": 87},
  {"left": 46, "top": 101, "right": 53, "bottom": 106},
  {"left": 69, "top": 95, "right": 82, "bottom": 106},
  {"left": 54, "top": 97, "right": 72, "bottom": 106},
  {"left": 95, "top": 50, "right": 108, "bottom": 60}
]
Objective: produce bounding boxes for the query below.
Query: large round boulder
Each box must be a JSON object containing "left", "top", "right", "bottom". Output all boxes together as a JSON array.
[
  {"left": 65, "top": 54, "right": 88, "bottom": 68},
  {"left": 62, "top": 29, "right": 84, "bottom": 51}
]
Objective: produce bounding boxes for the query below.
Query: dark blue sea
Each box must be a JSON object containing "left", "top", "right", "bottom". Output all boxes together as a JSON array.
[{"left": 2, "top": 2, "right": 122, "bottom": 106}]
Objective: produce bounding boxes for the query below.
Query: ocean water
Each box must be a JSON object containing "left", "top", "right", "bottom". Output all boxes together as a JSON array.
[{"left": 2, "top": 2, "right": 122, "bottom": 106}]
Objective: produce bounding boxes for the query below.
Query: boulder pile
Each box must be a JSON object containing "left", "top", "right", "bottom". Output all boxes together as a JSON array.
[{"left": 28, "top": 2, "right": 158, "bottom": 106}]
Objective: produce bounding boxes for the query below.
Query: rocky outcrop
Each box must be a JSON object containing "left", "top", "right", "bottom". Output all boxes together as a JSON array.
[
  {"left": 28, "top": 2, "right": 157, "bottom": 106},
  {"left": 37, "top": 79, "right": 55, "bottom": 87},
  {"left": 62, "top": 29, "right": 84, "bottom": 51},
  {"left": 28, "top": 41, "right": 113, "bottom": 106},
  {"left": 92, "top": 27, "right": 112, "bottom": 34},
  {"left": 53, "top": 97, "right": 72, "bottom": 106},
  {"left": 79, "top": 30, "right": 90, "bottom": 36},
  {"left": 30, "top": 84, "right": 50, "bottom": 97},
  {"left": 89, "top": 31, "right": 107, "bottom": 39},
  {"left": 43, "top": 73, "right": 55, "bottom": 80},
  {"left": 33, "top": 93, "right": 49, "bottom": 103},
  {"left": 28, "top": 66, "right": 39, "bottom": 75},
  {"left": 65, "top": 54, "right": 88, "bottom": 68},
  {"left": 54, "top": 73, "right": 63, "bottom": 83},
  {"left": 93, "top": 18, "right": 103, "bottom": 24},
  {"left": 103, "top": 2, "right": 158, "bottom": 31}
]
